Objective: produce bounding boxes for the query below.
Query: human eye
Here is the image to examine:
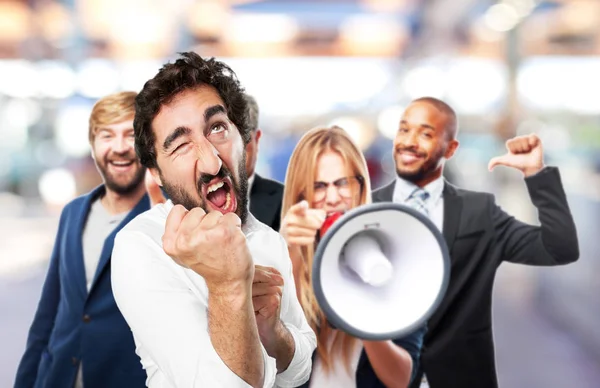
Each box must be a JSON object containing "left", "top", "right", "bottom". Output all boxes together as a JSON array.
[
  {"left": 171, "top": 142, "right": 191, "bottom": 155},
  {"left": 313, "top": 182, "right": 327, "bottom": 190},
  {"left": 335, "top": 178, "right": 349, "bottom": 187},
  {"left": 210, "top": 123, "right": 228, "bottom": 135}
]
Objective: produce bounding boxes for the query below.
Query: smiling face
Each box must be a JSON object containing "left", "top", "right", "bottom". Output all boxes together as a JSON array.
[
  {"left": 149, "top": 86, "right": 248, "bottom": 222},
  {"left": 393, "top": 101, "right": 458, "bottom": 187},
  {"left": 92, "top": 118, "right": 146, "bottom": 195}
]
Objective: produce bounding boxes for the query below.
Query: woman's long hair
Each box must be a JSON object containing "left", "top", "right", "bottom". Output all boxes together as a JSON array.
[{"left": 281, "top": 125, "right": 372, "bottom": 373}]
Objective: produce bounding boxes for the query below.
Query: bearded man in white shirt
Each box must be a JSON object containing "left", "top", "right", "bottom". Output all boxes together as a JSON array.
[{"left": 110, "top": 52, "right": 316, "bottom": 388}]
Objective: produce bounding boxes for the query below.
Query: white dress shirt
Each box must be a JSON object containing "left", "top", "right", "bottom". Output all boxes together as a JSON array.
[
  {"left": 247, "top": 173, "right": 255, "bottom": 209},
  {"left": 392, "top": 175, "right": 445, "bottom": 232},
  {"left": 111, "top": 200, "right": 316, "bottom": 388}
]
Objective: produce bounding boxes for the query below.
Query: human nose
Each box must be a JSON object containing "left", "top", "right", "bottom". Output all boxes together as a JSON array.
[
  {"left": 325, "top": 183, "right": 342, "bottom": 205},
  {"left": 398, "top": 130, "right": 418, "bottom": 149},
  {"left": 113, "top": 134, "right": 133, "bottom": 154},
  {"left": 194, "top": 137, "right": 222, "bottom": 176}
]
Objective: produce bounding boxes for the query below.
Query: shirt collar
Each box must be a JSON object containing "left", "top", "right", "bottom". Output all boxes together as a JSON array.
[
  {"left": 393, "top": 174, "right": 445, "bottom": 204},
  {"left": 247, "top": 174, "right": 255, "bottom": 192},
  {"left": 161, "top": 199, "right": 258, "bottom": 237}
]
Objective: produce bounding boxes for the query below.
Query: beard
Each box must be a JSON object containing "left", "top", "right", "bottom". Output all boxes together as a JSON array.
[
  {"left": 394, "top": 145, "right": 445, "bottom": 183},
  {"left": 160, "top": 154, "right": 249, "bottom": 225},
  {"left": 96, "top": 151, "right": 146, "bottom": 195}
]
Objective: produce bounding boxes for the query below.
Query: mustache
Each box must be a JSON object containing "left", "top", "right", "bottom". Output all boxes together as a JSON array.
[
  {"left": 197, "top": 165, "right": 232, "bottom": 191},
  {"left": 104, "top": 151, "right": 137, "bottom": 163}
]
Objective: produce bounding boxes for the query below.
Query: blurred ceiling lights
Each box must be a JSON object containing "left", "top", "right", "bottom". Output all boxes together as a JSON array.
[
  {"left": 338, "top": 14, "right": 409, "bottom": 57},
  {"left": 1, "top": 0, "right": 598, "bottom": 59},
  {"left": 0, "top": 0, "right": 32, "bottom": 43}
]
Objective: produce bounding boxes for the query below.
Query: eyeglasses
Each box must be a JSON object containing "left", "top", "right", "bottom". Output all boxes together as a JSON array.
[{"left": 313, "top": 176, "right": 364, "bottom": 202}]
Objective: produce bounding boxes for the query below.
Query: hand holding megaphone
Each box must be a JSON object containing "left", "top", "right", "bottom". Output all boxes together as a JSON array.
[{"left": 280, "top": 200, "right": 327, "bottom": 247}]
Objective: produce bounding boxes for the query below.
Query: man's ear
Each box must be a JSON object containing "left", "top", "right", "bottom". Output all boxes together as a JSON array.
[
  {"left": 148, "top": 168, "right": 162, "bottom": 186},
  {"left": 90, "top": 144, "right": 96, "bottom": 162},
  {"left": 445, "top": 139, "right": 459, "bottom": 159},
  {"left": 255, "top": 129, "right": 262, "bottom": 145},
  {"left": 146, "top": 169, "right": 167, "bottom": 206}
]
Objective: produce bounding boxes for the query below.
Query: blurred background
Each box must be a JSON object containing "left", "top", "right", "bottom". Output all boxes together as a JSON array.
[{"left": 0, "top": 0, "right": 599, "bottom": 386}]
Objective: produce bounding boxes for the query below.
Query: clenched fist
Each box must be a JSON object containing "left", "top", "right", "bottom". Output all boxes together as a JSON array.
[
  {"left": 488, "top": 133, "right": 545, "bottom": 177},
  {"left": 162, "top": 205, "right": 254, "bottom": 290},
  {"left": 252, "top": 265, "right": 284, "bottom": 347},
  {"left": 280, "top": 200, "right": 326, "bottom": 247}
]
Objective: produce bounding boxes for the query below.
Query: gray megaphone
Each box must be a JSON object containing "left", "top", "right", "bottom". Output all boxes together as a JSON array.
[{"left": 313, "top": 202, "right": 450, "bottom": 340}]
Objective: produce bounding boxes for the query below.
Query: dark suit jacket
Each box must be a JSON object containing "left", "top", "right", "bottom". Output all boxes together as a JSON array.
[
  {"left": 15, "top": 186, "right": 149, "bottom": 388},
  {"left": 250, "top": 173, "right": 284, "bottom": 232},
  {"left": 298, "top": 324, "right": 427, "bottom": 388},
  {"left": 372, "top": 166, "right": 579, "bottom": 388}
]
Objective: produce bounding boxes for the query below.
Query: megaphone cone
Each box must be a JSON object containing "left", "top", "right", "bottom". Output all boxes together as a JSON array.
[{"left": 313, "top": 202, "right": 450, "bottom": 340}]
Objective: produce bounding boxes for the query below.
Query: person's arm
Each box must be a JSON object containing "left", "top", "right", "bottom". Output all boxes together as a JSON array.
[
  {"left": 15, "top": 210, "right": 66, "bottom": 387},
  {"left": 271, "top": 235, "right": 317, "bottom": 387},
  {"left": 363, "top": 324, "right": 427, "bottom": 388},
  {"left": 487, "top": 134, "right": 579, "bottom": 265},
  {"left": 493, "top": 166, "right": 579, "bottom": 265},
  {"left": 209, "top": 279, "right": 266, "bottom": 387},
  {"left": 111, "top": 229, "right": 277, "bottom": 388}
]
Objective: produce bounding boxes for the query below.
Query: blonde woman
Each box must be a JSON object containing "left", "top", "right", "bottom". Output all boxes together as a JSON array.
[{"left": 280, "top": 125, "right": 426, "bottom": 388}]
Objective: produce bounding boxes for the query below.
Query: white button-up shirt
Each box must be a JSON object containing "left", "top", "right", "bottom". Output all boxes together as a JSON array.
[{"left": 111, "top": 200, "right": 316, "bottom": 388}]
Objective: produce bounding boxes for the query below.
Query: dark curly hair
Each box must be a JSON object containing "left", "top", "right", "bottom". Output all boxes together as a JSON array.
[{"left": 133, "top": 52, "right": 250, "bottom": 169}]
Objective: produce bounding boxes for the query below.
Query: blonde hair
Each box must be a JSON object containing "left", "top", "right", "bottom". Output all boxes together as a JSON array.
[
  {"left": 281, "top": 125, "right": 372, "bottom": 374},
  {"left": 88, "top": 91, "right": 137, "bottom": 143}
]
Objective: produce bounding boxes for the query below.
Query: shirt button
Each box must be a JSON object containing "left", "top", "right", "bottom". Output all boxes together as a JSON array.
[
  {"left": 71, "top": 357, "right": 78, "bottom": 365},
  {"left": 83, "top": 314, "right": 91, "bottom": 323}
]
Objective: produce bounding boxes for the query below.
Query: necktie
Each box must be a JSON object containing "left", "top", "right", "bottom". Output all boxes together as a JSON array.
[
  {"left": 408, "top": 187, "right": 431, "bottom": 388},
  {"left": 406, "top": 187, "right": 430, "bottom": 217}
]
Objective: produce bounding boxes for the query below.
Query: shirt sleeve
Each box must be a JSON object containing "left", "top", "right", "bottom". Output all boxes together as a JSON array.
[
  {"left": 273, "top": 234, "right": 317, "bottom": 387},
  {"left": 111, "top": 229, "right": 277, "bottom": 388},
  {"left": 392, "top": 324, "right": 427, "bottom": 384}
]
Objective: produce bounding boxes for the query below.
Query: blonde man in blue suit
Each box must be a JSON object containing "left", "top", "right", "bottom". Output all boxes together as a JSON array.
[{"left": 15, "top": 92, "right": 150, "bottom": 388}]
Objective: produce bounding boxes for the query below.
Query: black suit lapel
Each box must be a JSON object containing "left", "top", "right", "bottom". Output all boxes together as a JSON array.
[
  {"left": 442, "top": 181, "right": 462, "bottom": 251},
  {"left": 375, "top": 179, "right": 461, "bottom": 251},
  {"left": 372, "top": 181, "right": 396, "bottom": 202}
]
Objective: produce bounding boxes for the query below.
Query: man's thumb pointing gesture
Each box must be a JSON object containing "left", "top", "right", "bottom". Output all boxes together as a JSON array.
[{"left": 488, "top": 133, "right": 544, "bottom": 177}]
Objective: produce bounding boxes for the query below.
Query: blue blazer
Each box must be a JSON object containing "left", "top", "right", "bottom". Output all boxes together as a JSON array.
[
  {"left": 15, "top": 186, "right": 150, "bottom": 388},
  {"left": 298, "top": 324, "right": 427, "bottom": 388}
]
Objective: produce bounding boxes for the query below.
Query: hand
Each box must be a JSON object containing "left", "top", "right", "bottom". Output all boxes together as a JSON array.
[
  {"left": 252, "top": 265, "right": 284, "bottom": 350},
  {"left": 488, "top": 133, "right": 545, "bottom": 177},
  {"left": 280, "top": 200, "right": 326, "bottom": 247},
  {"left": 146, "top": 170, "right": 167, "bottom": 207},
  {"left": 162, "top": 205, "right": 254, "bottom": 291}
]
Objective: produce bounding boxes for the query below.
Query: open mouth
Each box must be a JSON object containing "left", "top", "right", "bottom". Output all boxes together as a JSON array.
[
  {"left": 204, "top": 178, "right": 237, "bottom": 213},
  {"left": 109, "top": 159, "right": 135, "bottom": 171}
]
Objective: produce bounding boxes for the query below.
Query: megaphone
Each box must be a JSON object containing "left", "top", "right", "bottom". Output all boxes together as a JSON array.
[{"left": 313, "top": 202, "right": 450, "bottom": 340}]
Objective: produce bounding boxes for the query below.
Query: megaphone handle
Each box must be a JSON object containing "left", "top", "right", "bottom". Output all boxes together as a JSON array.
[{"left": 344, "top": 234, "right": 393, "bottom": 287}]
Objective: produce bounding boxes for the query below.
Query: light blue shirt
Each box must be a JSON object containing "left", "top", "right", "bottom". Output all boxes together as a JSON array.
[{"left": 392, "top": 175, "right": 445, "bottom": 232}]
